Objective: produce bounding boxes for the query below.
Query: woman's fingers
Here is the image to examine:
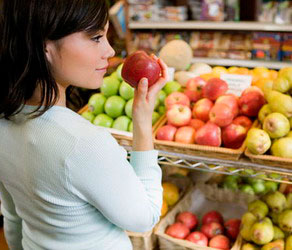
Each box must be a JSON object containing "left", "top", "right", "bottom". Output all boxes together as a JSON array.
[
  {"left": 135, "top": 77, "right": 148, "bottom": 101},
  {"left": 148, "top": 58, "right": 168, "bottom": 100}
]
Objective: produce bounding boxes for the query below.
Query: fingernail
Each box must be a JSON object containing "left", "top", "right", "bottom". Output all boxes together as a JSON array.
[{"left": 142, "top": 78, "right": 148, "bottom": 85}]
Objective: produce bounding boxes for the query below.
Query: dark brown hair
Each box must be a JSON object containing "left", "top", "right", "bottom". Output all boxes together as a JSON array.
[{"left": 0, "top": 0, "right": 109, "bottom": 119}]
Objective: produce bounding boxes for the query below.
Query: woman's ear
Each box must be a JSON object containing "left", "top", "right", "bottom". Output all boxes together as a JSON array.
[{"left": 44, "top": 40, "right": 55, "bottom": 64}]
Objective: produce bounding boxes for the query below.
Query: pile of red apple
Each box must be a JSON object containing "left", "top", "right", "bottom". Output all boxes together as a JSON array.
[
  {"left": 165, "top": 210, "right": 241, "bottom": 249},
  {"left": 156, "top": 77, "right": 266, "bottom": 149}
]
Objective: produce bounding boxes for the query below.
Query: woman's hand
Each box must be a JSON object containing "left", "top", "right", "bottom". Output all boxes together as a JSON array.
[
  {"left": 132, "top": 56, "right": 168, "bottom": 151},
  {"left": 132, "top": 56, "right": 168, "bottom": 125}
]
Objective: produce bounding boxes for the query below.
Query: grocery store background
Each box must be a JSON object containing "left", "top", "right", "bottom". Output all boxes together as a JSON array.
[{"left": 1, "top": 0, "right": 292, "bottom": 249}]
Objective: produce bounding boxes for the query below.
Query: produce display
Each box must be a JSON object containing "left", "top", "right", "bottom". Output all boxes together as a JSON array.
[
  {"left": 246, "top": 67, "right": 292, "bottom": 159},
  {"left": 216, "top": 171, "right": 281, "bottom": 196},
  {"left": 240, "top": 190, "right": 292, "bottom": 248},
  {"left": 156, "top": 76, "right": 262, "bottom": 149},
  {"left": 81, "top": 62, "right": 168, "bottom": 132},
  {"left": 165, "top": 208, "right": 241, "bottom": 248}
]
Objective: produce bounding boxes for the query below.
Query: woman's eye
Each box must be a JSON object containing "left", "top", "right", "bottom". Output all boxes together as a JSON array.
[{"left": 91, "top": 35, "right": 103, "bottom": 43}]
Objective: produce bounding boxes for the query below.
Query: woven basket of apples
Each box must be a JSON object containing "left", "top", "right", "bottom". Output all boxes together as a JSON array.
[
  {"left": 155, "top": 185, "right": 246, "bottom": 250},
  {"left": 126, "top": 172, "right": 192, "bottom": 250},
  {"left": 153, "top": 76, "right": 264, "bottom": 160},
  {"left": 244, "top": 67, "right": 292, "bottom": 169}
]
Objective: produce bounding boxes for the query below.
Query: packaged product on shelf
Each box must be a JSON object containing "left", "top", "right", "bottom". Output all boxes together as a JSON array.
[
  {"left": 229, "top": 33, "right": 252, "bottom": 51},
  {"left": 252, "top": 32, "right": 282, "bottom": 61},
  {"left": 128, "top": 4, "right": 159, "bottom": 21},
  {"left": 189, "top": 31, "right": 221, "bottom": 50},
  {"left": 258, "top": 0, "right": 278, "bottom": 23},
  {"left": 188, "top": 0, "right": 202, "bottom": 20},
  {"left": 159, "top": 6, "right": 188, "bottom": 21},
  {"left": 227, "top": 50, "right": 252, "bottom": 60},
  {"left": 207, "top": 49, "right": 228, "bottom": 58},
  {"left": 225, "top": 0, "right": 240, "bottom": 21},
  {"left": 132, "top": 32, "right": 161, "bottom": 54},
  {"left": 274, "top": 0, "right": 292, "bottom": 24},
  {"left": 282, "top": 33, "right": 292, "bottom": 62},
  {"left": 200, "top": 0, "right": 225, "bottom": 21}
]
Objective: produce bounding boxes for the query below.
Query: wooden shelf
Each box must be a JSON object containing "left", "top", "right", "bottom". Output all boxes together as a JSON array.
[
  {"left": 129, "top": 21, "right": 292, "bottom": 32},
  {"left": 191, "top": 57, "right": 292, "bottom": 69}
]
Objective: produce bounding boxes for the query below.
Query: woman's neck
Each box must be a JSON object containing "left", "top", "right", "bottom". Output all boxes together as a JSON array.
[{"left": 26, "top": 83, "right": 67, "bottom": 107}]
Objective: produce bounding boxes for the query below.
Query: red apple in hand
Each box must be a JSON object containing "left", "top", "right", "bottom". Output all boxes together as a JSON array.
[
  {"left": 233, "top": 116, "right": 252, "bottom": 130},
  {"left": 121, "top": 51, "right": 161, "bottom": 88},
  {"left": 202, "top": 211, "right": 224, "bottom": 225},
  {"left": 174, "top": 126, "right": 196, "bottom": 144},
  {"left": 167, "top": 104, "right": 192, "bottom": 127},
  {"left": 176, "top": 211, "right": 198, "bottom": 230},
  {"left": 165, "top": 92, "right": 190, "bottom": 110},
  {"left": 189, "top": 119, "right": 205, "bottom": 130},
  {"left": 222, "top": 123, "right": 247, "bottom": 149},
  {"left": 156, "top": 125, "right": 177, "bottom": 141},
  {"left": 224, "top": 219, "right": 241, "bottom": 240},
  {"left": 201, "top": 222, "right": 224, "bottom": 239},
  {"left": 209, "top": 235, "right": 230, "bottom": 249},
  {"left": 209, "top": 103, "right": 234, "bottom": 127},
  {"left": 195, "top": 122, "right": 221, "bottom": 147},
  {"left": 192, "top": 98, "right": 214, "bottom": 122},
  {"left": 186, "top": 232, "right": 208, "bottom": 246},
  {"left": 202, "top": 78, "right": 228, "bottom": 101},
  {"left": 165, "top": 222, "right": 190, "bottom": 239},
  {"left": 216, "top": 94, "right": 239, "bottom": 117}
]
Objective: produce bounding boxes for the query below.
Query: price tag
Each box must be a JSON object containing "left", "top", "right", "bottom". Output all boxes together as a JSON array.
[{"left": 220, "top": 74, "right": 252, "bottom": 96}]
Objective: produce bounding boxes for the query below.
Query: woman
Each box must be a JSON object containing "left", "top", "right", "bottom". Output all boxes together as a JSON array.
[{"left": 0, "top": 0, "right": 167, "bottom": 249}]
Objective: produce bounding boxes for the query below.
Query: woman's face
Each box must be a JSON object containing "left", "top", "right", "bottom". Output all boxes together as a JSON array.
[{"left": 45, "top": 22, "right": 115, "bottom": 89}]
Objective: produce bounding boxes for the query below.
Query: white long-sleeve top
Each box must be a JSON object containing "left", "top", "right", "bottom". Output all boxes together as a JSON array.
[{"left": 0, "top": 105, "right": 162, "bottom": 250}]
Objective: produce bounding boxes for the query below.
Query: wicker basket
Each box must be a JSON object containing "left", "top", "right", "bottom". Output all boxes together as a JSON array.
[
  {"left": 245, "top": 148, "right": 292, "bottom": 170},
  {"left": 125, "top": 177, "right": 192, "bottom": 250},
  {"left": 126, "top": 230, "right": 157, "bottom": 250},
  {"left": 155, "top": 185, "right": 246, "bottom": 250},
  {"left": 78, "top": 104, "right": 164, "bottom": 147},
  {"left": 153, "top": 115, "right": 247, "bottom": 160}
]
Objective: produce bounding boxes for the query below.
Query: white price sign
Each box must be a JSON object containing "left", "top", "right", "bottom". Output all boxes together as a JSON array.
[{"left": 220, "top": 74, "right": 252, "bottom": 96}]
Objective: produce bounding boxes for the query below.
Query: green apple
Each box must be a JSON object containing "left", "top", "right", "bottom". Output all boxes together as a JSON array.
[
  {"left": 158, "top": 90, "right": 167, "bottom": 105},
  {"left": 158, "top": 105, "right": 166, "bottom": 115},
  {"left": 93, "top": 114, "right": 113, "bottom": 128},
  {"left": 152, "top": 111, "right": 160, "bottom": 125},
  {"left": 252, "top": 181, "right": 266, "bottom": 194},
  {"left": 112, "top": 116, "right": 131, "bottom": 131},
  {"left": 104, "top": 95, "right": 126, "bottom": 118},
  {"left": 110, "top": 71, "right": 120, "bottom": 82},
  {"left": 128, "top": 121, "right": 133, "bottom": 132},
  {"left": 264, "top": 181, "right": 278, "bottom": 193},
  {"left": 119, "top": 81, "right": 134, "bottom": 100},
  {"left": 223, "top": 180, "right": 238, "bottom": 191},
  {"left": 154, "top": 98, "right": 160, "bottom": 111},
  {"left": 101, "top": 76, "right": 120, "bottom": 97},
  {"left": 125, "top": 98, "right": 133, "bottom": 118},
  {"left": 163, "top": 81, "right": 181, "bottom": 95},
  {"left": 81, "top": 111, "right": 95, "bottom": 123},
  {"left": 88, "top": 93, "right": 107, "bottom": 115},
  {"left": 116, "top": 63, "right": 123, "bottom": 81},
  {"left": 240, "top": 184, "right": 255, "bottom": 195}
]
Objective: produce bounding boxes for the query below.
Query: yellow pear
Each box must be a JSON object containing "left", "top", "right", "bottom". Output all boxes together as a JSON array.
[
  {"left": 240, "top": 212, "right": 257, "bottom": 241},
  {"left": 267, "top": 90, "right": 292, "bottom": 118},
  {"left": 261, "top": 239, "right": 284, "bottom": 250}
]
